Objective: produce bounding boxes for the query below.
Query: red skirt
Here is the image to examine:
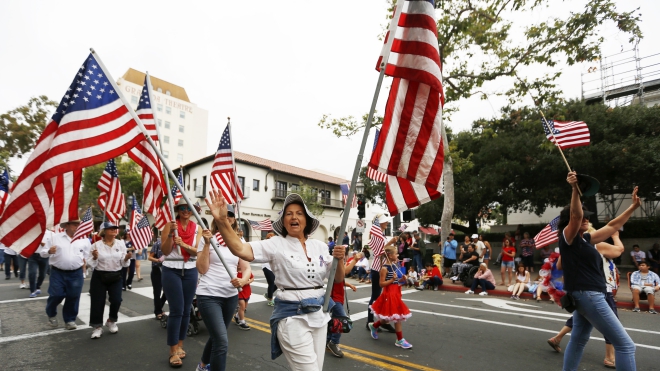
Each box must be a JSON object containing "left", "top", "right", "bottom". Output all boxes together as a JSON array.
[{"left": 369, "top": 284, "right": 411, "bottom": 323}]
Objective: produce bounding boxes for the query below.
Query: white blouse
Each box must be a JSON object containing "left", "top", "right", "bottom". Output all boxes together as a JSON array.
[
  {"left": 162, "top": 225, "right": 200, "bottom": 270},
  {"left": 89, "top": 239, "right": 130, "bottom": 272},
  {"left": 196, "top": 238, "right": 245, "bottom": 298},
  {"left": 249, "top": 235, "right": 334, "bottom": 328}
]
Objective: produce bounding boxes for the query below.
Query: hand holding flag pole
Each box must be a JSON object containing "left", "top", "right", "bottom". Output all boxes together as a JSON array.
[{"left": 91, "top": 49, "right": 240, "bottom": 291}]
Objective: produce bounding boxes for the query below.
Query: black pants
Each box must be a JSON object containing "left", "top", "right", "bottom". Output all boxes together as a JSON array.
[
  {"left": 121, "top": 259, "right": 136, "bottom": 288},
  {"left": 262, "top": 267, "right": 276, "bottom": 300},
  {"left": 150, "top": 265, "right": 167, "bottom": 315},
  {"left": 367, "top": 270, "right": 382, "bottom": 323},
  {"left": 89, "top": 270, "right": 123, "bottom": 327}
]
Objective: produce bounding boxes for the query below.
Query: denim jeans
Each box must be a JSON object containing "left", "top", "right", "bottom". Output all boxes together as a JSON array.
[
  {"left": 413, "top": 254, "right": 424, "bottom": 273},
  {"left": 89, "top": 270, "right": 124, "bottom": 327},
  {"left": 28, "top": 255, "right": 49, "bottom": 293},
  {"left": 367, "top": 270, "right": 382, "bottom": 323},
  {"left": 4, "top": 253, "right": 19, "bottom": 278},
  {"left": 326, "top": 301, "right": 347, "bottom": 344},
  {"left": 18, "top": 255, "right": 28, "bottom": 280},
  {"left": 470, "top": 278, "right": 495, "bottom": 292},
  {"left": 357, "top": 267, "right": 368, "bottom": 280},
  {"left": 197, "top": 294, "right": 239, "bottom": 371},
  {"left": 161, "top": 266, "right": 198, "bottom": 346},
  {"left": 150, "top": 265, "right": 167, "bottom": 315},
  {"left": 563, "top": 290, "right": 636, "bottom": 371},
  {"left": 45, "top": 267, "right": 84, "bottom": 323},
  {"left": 422, "top": 276, "right": 443, "bottom": 288}
]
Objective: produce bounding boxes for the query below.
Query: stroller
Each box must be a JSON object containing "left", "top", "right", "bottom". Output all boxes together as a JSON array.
[{"left": 160, "top": 295, "right": 203, "bottom": 336}]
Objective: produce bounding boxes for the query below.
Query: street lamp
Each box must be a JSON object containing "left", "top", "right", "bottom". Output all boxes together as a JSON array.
[{"left": 355, "top": 182, "right": 364, "bottom": 196}]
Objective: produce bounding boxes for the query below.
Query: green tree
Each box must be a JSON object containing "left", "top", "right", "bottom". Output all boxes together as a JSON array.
[
  {"left": 297, "top": 183, "right": 325, "bottom": 218},
  {"left": 79, "top": 158, "right": 144, "bottom": 220},
  {"left": 0, "top": 96, "right": 57, "bottom": 169}
]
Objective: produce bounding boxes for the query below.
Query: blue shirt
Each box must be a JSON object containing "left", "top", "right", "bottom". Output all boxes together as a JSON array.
[
  {"left": 443, "top": 240, "right": 457, "bottom": 260},
  {"left": 630, "top": 270, "right": 660, "bottom": 287},
  {"left": 151, "top": 239, "right": 163, "bottom": 267}
]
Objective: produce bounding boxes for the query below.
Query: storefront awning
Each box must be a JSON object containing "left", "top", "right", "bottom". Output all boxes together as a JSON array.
[{"left": 419, "top": 226, "right": 438, "bottom": 235}]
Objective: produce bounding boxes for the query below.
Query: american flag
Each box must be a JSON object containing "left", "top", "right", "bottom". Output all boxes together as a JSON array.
[
  {"left": 366, "top": 130, "right": 388, "bottom": 183},
  {"left": 154, "top": 172, "right": 182, "bottom": 230},
  {"left": 248, "top": 219, "right": 272, "bottom": 231},
  {"left": 72, "top": 206, "right": 94, "bottom": 241},
  {"left": 368, "top": 0, "right": 444, "bottom": 215},
  {"left": 129, "top": 196, "right": 143, "bottom": 230},
  {"left": 339, "top": 184, "right": 357, "bottom": 208},
  {"left": 542, "top": 119, "right": 590, "bottom": 150},
  {"left": 210, "top": 124, "right": 243, "bottom": 204},
  {"left": 534, "top": 216, "right": 560, "bottom": 249},
  {"left": 398, "top": 224, "right": 408, "bottom": 232},
  {"left": 369, "top": 216, "right": 387, "bottom": 272},
  {"left": 0, "top": 168, "right": 11, "bottom": 217},
  {"left": 97, "top": 159, "right": 126, "bottom": 224},
  {"left": 173, "top": 171, "right": 183, "bottom": 204},
  {"left": 127, "top": 76, "right": 164, "bottom": 215},
  {"left": 215, "top": 232, "right": 225, "bottom": 246},
  {"left": 129, "top": 210, "right": 153, "bottom": 250},
  {"left": 0, "top": 53, "right": 143, "bottom": 256}
]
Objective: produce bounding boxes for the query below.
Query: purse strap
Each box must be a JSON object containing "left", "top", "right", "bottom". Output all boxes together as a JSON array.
[{"left": 344, "top": 285, "right": 350, "bottom": 316}]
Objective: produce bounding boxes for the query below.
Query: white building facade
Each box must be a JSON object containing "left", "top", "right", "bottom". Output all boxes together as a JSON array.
[
  {"left": 180, "top": 151, "right": 360, "bottom": 243},
  {"left": 116, "top": 68, "right": 209, "bottom": 168}
]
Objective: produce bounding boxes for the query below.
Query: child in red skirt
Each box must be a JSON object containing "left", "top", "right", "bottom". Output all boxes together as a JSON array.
[
  {"left": 368, "top": 246, "right": 413, "bottom": 349},
  {"left": 233, "top": 268, "right": 254, "bottom": 330}
]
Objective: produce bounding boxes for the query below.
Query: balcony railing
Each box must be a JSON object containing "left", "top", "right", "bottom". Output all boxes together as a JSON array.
[{"left": 271, "top": 189, "right": 344, "bottom": 209}]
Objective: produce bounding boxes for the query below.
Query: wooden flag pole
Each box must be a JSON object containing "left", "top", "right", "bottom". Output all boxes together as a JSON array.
[
  {"left": 92, "top": 49, "right": 240, "bottom": 291},
  {"left": 322, "top": 3, "right": 405, "bottom": 312}
]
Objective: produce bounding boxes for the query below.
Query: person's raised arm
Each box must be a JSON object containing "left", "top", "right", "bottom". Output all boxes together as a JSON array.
[
  {"left": 205, "top": 190, "right": 254, "bottom": 261},
  {"left": 564, "top": 171, "right": 583, "bottom": 245},
  {"left": 591, "top": 187, "right": 640, "bottom": 244},
  {"left": 595, "top": 230, "right": 624, "bottom": 260}
]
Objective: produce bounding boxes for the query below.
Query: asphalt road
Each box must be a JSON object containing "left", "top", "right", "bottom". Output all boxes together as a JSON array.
[{"left": 1, "top": 264, "right": 659, "bottom": 371}]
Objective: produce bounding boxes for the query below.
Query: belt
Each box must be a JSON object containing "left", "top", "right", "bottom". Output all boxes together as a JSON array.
[
  {"left": 280, "top": 286, "right": 323, "bottom": 291},
  {"left": 164, "top": 258, "right": 197, "bottom": 262},
  {"left": 52, "top": 266, "right": 82, "bottom": 273}
]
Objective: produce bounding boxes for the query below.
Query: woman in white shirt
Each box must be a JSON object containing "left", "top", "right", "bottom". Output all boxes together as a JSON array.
[
  {"left": 206, "top": 191, "right": 345, "bottom": 371},
  {"left": 88, "top": 222, "right": 131, "bottom": 339},
  {"left": 511, "top": 264, "right": 531, "bottom": 300},
  {"left": 195, "top": 205, "right": 252, "bottom": 371}
]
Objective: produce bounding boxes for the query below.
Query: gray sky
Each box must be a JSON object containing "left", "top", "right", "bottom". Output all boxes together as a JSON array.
[{"left": 1, "top": 0, "right": 657, "bottom": 181}]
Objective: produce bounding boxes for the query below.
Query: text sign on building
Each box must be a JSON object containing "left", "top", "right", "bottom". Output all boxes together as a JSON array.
[{"left": 356, "top": 219, "right": 365, "bottom": 233}]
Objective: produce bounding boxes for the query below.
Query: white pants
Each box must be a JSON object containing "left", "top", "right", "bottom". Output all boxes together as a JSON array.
[{"left": 277, "top": 317, "right": 327, "bottom": 371}]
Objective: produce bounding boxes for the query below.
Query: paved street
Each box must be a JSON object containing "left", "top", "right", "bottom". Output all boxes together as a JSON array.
[{"left": 1, "top": 264, "right": 659, "bottom": 371}]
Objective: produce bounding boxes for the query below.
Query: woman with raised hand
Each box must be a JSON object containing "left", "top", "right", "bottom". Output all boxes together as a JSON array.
[{"left": 206, "top": 190, "right": 345, "bottom": 371}]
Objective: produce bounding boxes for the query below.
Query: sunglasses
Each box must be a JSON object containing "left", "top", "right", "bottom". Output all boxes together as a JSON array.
[{"left": 178, "top": 206, "right": 193, "bottom": 212}]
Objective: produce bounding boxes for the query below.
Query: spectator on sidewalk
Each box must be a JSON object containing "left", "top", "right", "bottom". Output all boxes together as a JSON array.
[
  {"left": 511, "top": 264, "right": 531, "bottom": 300},
  {"left": 630, "top": 261, "right": 660, "bottom": 314},
  {"left": 415, "top": 262, "right": 443, "bottom": 291},
  {"left": 471, "top": 234, "right": 486, "bottom": 263},
  {"left": 327, "top": 237, "right": 335, "bottom": 255},
  {"left": 465, "top": 263, "right": 496, "bottom": 295},
  {"left": 479, "top": 235, "right": 492, "bottom": 266},
  {"left": 647, "top": 243, "right": 660, "bottom": 274},
  {"left": 406, "top": 265, "right": 419, "bottom": 288},
  {"left": 411, "top": 231, "right": 426, "bottom": 273},
  {"left": 500, "top": 239, "right": 516, "bottom": 286},
  {"left": 520, "top": 233, "right": 536, "bottom": 273},
  {"left": 441, "top": 233, "right": 457, "bottom": 277},
  {"left": 630, "top": 244, "right": 645, "bottom": 270}
]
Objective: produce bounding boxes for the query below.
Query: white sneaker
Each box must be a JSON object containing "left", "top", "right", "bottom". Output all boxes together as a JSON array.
[
  {"left": 105, "top": 320, "right": 118, "bottom": 334},
  {"left": 450, "top": 276, "right": 458, "bottom": 281},
  {"left": 479, "top": 291, "right": 488, "bottom": 296},
  {"left": 65, "top": 322, "right": 77, "bottom": 330},
  {"left": 91, "top": 327, "right": 103, "bottom": 339},
  {"left": 83, "top": 273, "right": 87, "bottom": 279},
  {"left": 20, "top": 283, "right": 26, "bottom": 289},
  {"left": 465, "top": 290, "right": 474, "bottom": 294}
]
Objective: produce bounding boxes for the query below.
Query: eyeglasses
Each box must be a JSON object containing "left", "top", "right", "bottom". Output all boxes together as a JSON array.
[{"left": 178, "top": 206, "right": 192, "bottom": 212}]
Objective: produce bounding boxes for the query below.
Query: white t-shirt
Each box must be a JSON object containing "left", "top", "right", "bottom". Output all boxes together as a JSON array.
[
  {"left": 3, "top": 243, "right": 16, "bottom": 256},
  {"left": 196, "top": 241, "right": 241, "bottom": 298},
  {"left": 162, "top": 225, "right": 200, "bottom": 270},
  {"left": 474, "top": 241, "right": 486, "bottom": 262},
  {"left": 249, "top": 235, "right": 333, "bottom": 328},
  {"left": 631, "top": 250, "right": 646, "bottom": 262}
]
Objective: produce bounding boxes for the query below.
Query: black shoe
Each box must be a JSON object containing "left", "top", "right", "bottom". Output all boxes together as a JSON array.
[
  {"left": 127, "top": 285, "right": 132, "bottom": 290},
  {"left": 122, "top": 287, "right": 127, "bottom": 291},
  {"left": 327, "top": 341, "right": 344, "bottom": 358},
  {"left": 381, "top": 323, "right": 396, "bottom": 333}
]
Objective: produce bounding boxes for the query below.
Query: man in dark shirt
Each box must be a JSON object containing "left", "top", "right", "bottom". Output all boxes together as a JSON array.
[{"left": 342, "top": 232, "right": 350, "bottom": 246}]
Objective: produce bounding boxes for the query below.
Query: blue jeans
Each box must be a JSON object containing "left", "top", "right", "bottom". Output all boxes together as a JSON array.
[
  {"left": 413, "top": 254, "right": 424, "bottom": 273},
  {"left": 18, "top": 255, "right": 28, "bottom": 280},
  {"left": 422, "top": 276, "right": 443, "bottom": 288},
  {"left": 326, "top": 302, "right": 347, "bottom": 344},
  {"left": 45, "top": 267, "right": 84, "bottom": 323},
  {"left": 197, "top": 294, "right": 239, "bottom": 371},
  {"left": 357, "top": 267, "right": 368, "bottom": 280},
  {"left": 161, "top": 266, "right": 198, "bottom": 346},
  {"left": 150, "top": 266, "right": 167, "bottom": 315},
  {"left": 28, "top": 255, "right": 49, "bottom": 293},
  {"left": 470, "top": 278, "right": 495, "bottom": 292},
  {"left": 563, "top": 290, "right": 635, "bottom": 371},
  {"left": 4, "top": 253, "right": 18, "bottom": 278}
]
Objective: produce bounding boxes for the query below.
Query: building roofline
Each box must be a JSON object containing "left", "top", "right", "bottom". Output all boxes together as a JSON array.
[{"left": 120, "top": 68, "right": 191, "bottom": 102}]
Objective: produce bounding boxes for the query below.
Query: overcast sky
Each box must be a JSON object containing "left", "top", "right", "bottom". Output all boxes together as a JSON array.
[{"left": 1, "top": 0, "right": 657, "bottom": 181}]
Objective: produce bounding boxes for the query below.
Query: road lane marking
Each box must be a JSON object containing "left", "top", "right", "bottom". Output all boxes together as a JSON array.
[{"left": 0, "top": 296, "right": 48, "bottom": 304}]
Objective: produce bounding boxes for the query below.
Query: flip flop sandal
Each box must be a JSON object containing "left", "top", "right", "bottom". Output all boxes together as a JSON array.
[
  {"left": 176, "top": 348, "right": 186, "bottom": 359},
  {"left": 603, "top": 358, "right": 615, "bottom": 369},
  {"left": 547, "top": 338, "right": 561, "bottom": 352},
  {"left": 169, "top": 354, "right": 182, "bottom": 368}
]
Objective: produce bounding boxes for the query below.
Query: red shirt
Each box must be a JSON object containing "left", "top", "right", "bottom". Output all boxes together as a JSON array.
[
  {"left": 331, "top": 280, "right": 345, "bottom": 304},
  {"left": 237, "top": 272, "right": 253, "bottom": 300},
  {"left": 430, "top": 266, "right": 442, "bottom": 278},
  {"left": 502, "top": 247, "right": 516, "bottom": 262}
]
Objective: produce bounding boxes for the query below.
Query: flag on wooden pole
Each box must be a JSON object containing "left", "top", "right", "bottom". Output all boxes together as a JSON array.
[
  {"left": 534, "top": 216, "right": 560, "bottom": 249},
  {"left": 542, "top": 120, "right": 590, "bottom": 150},
  {"left": 210, "top": 124, "right": 243, "bottom": 204}
]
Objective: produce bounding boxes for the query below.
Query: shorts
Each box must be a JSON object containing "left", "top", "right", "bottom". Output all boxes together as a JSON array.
[
  {"left": 238, "top": 297, "right": 250, "bottom": 302},
  {"left": 443, "top": 258, "right": 456, "bottom": 268},
  {"left": 631, "top": 285, "right": 655, "bottom": 295},
  {"left": 501, "top": 261, "right": 515, "bottom": 269},
  {"left": 483, "top": 253, "right": 490, "bottom": 260}
]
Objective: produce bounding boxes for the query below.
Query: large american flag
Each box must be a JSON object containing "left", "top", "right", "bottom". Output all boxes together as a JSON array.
[
  {"left": 127, "top": 76, "right": 164, "bottom": 216},
  {"left": 0, "top": 168, "right": 11, "bottom": 217},
  {"left": 534, "top": 216, "right": 560, "bottom": 249},
  {"left": 248, "top": 219, "right": 272, "bottom": 231},
  {"left": 129, "top": 196, "right": 142, "bottom": 230},
  {"left": 72, "top": 206, "right": 94, "bottom": 241},
  {"left": 129, "top": 210, "right": 153, "bottom": 250},
  {"left": 368, "top": 0, "right": 444, "bottom": 215},
  {"left": 97, "top": 159, "right": 126, "bottom": 224},
  {"left": 0, "top": 53, "right": 143, "bottom": 256},
  {"left": 369, "top": 216, "right": 387, "bottom": 272},
  {"left": 542, "top": 119, "right": 590, "bottom": 150},
  {"left": 210, "top": 124, "right": 243, "bottom": 204},
  {"left": 340, "top": 184, "right": 357, "bottom": 208},
  {"left": 366, "top": 130, "right": 388, "bottom": 183}
]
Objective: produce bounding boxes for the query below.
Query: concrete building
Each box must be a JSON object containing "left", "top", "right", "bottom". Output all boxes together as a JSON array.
[
  {"left": 180, "top": 151, "right": 361, "bottom": 243},
  {"left": 116, "top": 69, "right": 209, "bottom": 168}
]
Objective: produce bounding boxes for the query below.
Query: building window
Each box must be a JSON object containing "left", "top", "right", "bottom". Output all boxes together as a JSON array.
[
  {"left": 157, "top": 87, "right": 162, "bottom": 93},
  {"left": 320, "top": 190, "right": 331, "bottom": 205},
  {"left": 238, "top": 176, "right": 245, "bottom": 194},
  {"left": 178, "top": 139, "right": 184, "bottom": 147},
  {"left": 157, "top": 104, "right": 163, "bottom": 112},
  {"left": 131, "top": 95, "right": 138, "bottom": 104},
  {"left": 166, "top": 90, "right": 171, "bottom": 96},
  {"left": 276, "top": 181, "right": 287, "bottom": 198},
  {"left": 164, "top": 136, "right": 169, "bottom": 144},
  {"left": 193, "top": 178, "right": 197, "bottom": 192},
  {"left": 290, "top": 183, "right": 300, "bottom": 192},
  {"left": 166, "top": 106, "right": 171, "bottom": 114},
  {"left": 179, "top": 125, "right": 184, "bottom": 133},
  {"left": 157, "top": 119, "right": 162, "bottom": 127},
  {"left": 252, "top": 179, "right": 260, "bottom": 191},
  {"left": 165, "top": 121, "right": 170, "bottom": 129},
  {"left": 163, "top": 150, "right": 169, "bottom": 159},
  {"left": 202, "top": 175, "right": 207, "bottom": 195},
  {"left": 177, "top": 153, "right": 183, "bottom": 162},
  {"left": 180, "top": 111, "right": 185, "bottom": 118}
]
